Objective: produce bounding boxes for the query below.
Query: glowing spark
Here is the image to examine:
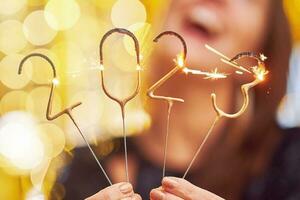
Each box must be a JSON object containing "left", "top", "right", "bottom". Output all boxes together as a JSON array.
[
  {"left": 174, "top": 53, "right": 185, "bottom": 68},
  {"left": 204, "top": 68, "right": 227, "bottom": 80},
  {"left": 99, "top": 64, "right": 104, "bottom": 71},
  {"left": 235, "top": 71, "right": 243, "bottom": 75},
  {"left": 252, "top": 65, "right": 268, "bottom": 81},
  {"left": 136, "top": 64, "right": 142, "bottom": 71},
  {"left": 183, "top": 67, "right": 227, "bottom": 80},
  {"left": 52, "top": 78, "right": 59, "bottom": 85},
  {"left": 260, "top": 53, "right": 267, "bottom": 61}
]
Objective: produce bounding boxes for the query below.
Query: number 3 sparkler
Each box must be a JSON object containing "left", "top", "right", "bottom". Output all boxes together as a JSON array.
[
  {"left": 183, "top": 47, "right": 268, "bottom": 178},
  {"left": 99, "top": 28, "right": 142, "bottom": 183},
  {"left": 18, "top": 53, "right": 112, "bottom": 185}
]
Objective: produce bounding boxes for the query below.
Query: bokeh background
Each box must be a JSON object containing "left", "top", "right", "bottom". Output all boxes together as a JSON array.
[{"left": 0, "top": 0, "right": 299, "bottom": 199}]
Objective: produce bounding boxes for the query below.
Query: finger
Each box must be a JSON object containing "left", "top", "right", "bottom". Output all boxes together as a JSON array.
[
  {"left": 132, "top": 193, "right": 142, "bottom": 200},
  {"left": 150, "top": 188, "right": 183, "bottom": 200},
  {"left": 85, "top": 182, "right": 133, "bottom": 200},
  {"left": 162, "top": 177, "right": 224, "bottom": 200}
]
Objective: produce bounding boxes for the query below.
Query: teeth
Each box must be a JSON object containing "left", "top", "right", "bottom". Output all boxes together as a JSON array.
[{"left": 188, "top": 7, "right": 223, "bottom": 35}]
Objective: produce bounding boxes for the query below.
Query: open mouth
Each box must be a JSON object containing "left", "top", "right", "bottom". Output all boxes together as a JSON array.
[
  {"left": 184, "top": 18, "right": 212, "bottom": 40},
  {"left": 183, "top": 7, "right": 223, "bottom": 42}
]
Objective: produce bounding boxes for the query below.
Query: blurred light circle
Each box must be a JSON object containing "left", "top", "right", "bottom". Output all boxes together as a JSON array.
[
  {"left": 23, "top": 10, "right": 57, "bottom": 46},
  {"left": 45, "top": 0, "right": 80, "bottom": 30},
  {"left": 26, "top": 87, "right": 62, "bottom": 120},
  {"left": 26, "top": 187, "right": 46, "bottom": 200},
  {"left": 67, "top": 91, "right": 103, "bottom": 146},
  {"left": 0, "top": 91, "right": 32, "bottom": 115},
  {"left": 0, "top": 112, "right": 44, "bottom": 170},
  {"left": 37, "top": 123, "right": 65, "bottom": 158},
  {"left": 51, "top": 41, "right": 85, "bottom": 73},
  {"left": 111, "top": 0, "right": 146, "bottom": 28},
  {"left": 0, "top": 0, "right": 26, "bottom": 16},
  {"left": 0, "top": 20, "right": 27, "bottom": 54},
  {"left": 123, "top": 22, "right": 151, "bottom": 56},
  {"left": 0, "top": 54, "right": 32, "bottom": 89},
  {"left": 29, "top": 48, "right": 59, "bottom": 84}
]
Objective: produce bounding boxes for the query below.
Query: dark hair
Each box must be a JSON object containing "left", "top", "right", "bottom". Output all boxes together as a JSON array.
[{"left": 192, "top": 0, "right": 292, "bottom": 199}]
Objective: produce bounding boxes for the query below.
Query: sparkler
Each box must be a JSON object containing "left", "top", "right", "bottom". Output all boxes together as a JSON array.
[
  {"left": 147, "top": 31, "right": 187, "bottom": 178},
  {"left": 99, "top": 28, "right": 142, "bottom": 183},
  {"left": 182, "top": 47, "right": 268, "bottom": 179},
  {"left": 18, "top": 53, "right": 112, "bottom": 186},
  {"left": 148, "top": 31, "right": 227, "bottom": 178}
]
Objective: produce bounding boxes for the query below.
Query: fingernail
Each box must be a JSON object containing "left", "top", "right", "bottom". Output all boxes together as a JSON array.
[
  {"left": 150, "top": 190, "right": 165, "bottom": 200},
  {"left": 119, "top": 183, "right": 133, "bottom": 194},
  {"left": 163, "top": 177, "right": 178, "bottom": 189}
]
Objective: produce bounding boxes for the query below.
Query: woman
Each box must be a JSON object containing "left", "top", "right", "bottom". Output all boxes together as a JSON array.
[{"left": 57, "top": 0, "right": 299, "bottom": 199}]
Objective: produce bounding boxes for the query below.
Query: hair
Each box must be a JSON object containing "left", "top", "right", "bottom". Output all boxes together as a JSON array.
[{"left": 190, "top": 0, "right": 293, "bottom": 199}]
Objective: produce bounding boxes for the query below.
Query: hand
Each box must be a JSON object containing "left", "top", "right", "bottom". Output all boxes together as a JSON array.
[
  {"left": 85, "top": 182, "right": 142, "bottom": 200},
  {"left": 150, "top": 177, "right": 224, "bottom": 200}
]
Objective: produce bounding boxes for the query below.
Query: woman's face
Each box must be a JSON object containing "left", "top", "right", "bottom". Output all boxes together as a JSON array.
[{"left": 162, "top": 0, "right": 271, "bottom": 68}]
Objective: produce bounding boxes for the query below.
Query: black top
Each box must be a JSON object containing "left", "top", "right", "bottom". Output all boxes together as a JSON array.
[{"left": 55, "top": 128, "right": 300, "bottom": 200}]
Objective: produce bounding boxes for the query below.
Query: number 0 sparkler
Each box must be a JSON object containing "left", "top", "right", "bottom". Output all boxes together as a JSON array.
[
  {"left": 99, "top": 28, "right": 142, "bottom": 183},
  {"left": 18, "top": 53, "right": 112, "bottom": 185},
  {"left": 183, "top": 46, "right": 268, "bottom": 178}
]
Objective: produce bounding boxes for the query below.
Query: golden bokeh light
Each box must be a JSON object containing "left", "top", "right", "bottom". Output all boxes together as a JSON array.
[
  {"left": 37, "top": 123, "right": 65, "bottom": 158},
  {"left": 25, "top": 187, "right": 46, "bottom": 200},
  {"left": 0, "top": 91, "right": 32, "bottom": 115},
  {"left": 66, "top": 91, "right": 103, "bottom": 146},
  {"left": 0, "top": 20, "right": 27, "bottom": 54},
  {"left": 0, "top": 112, "right": 44, "bottom": 170},
  {"left": 45, "top": 0, "right": 81, "bottom": 30},
  {"left": 105, "top": 101, "right": 151, "bottom": 137},
  {"left": 0, "top": 0, "right": 26, "bottom": 16},
  {"left": 26, "top": 87, "right": 62, "bottom": 121},
  {"left": 51, "top": 41, "right": 85, "bottom": 74},
  {"left": 66, "top": 14, "right": 108, "bottom": 53},
  {"left": 0, "top": 54, "right": 32, "bottom": 89},
  {"left": 123, "top": 22, "right": 152, "bottom": 57},
  {"left": 111, "top": 0, "right": 146, "bottom": 28},
  {"left": 23, "top": 10, "right": 57, "bottom": 46},
  {"left": 29, "top": 48, "right": 59, "bottom": 85}
]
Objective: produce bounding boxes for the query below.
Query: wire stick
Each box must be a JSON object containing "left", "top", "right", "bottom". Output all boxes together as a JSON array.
[
  {"left": 121, "top": 106, "right": 129, "bottom": 182},
  {"left": 183, "top": 116, "right": 220, "bottom": 179},
  {"left": 68, "top": 112, "right": 112, "bottom": 185},
  {"left": 162, "top": 101, "right": 173, "bottom": 178}
]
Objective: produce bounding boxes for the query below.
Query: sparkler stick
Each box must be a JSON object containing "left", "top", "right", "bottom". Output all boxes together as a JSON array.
[
  {"left": 182, "top": 51, "right": 268, "bottom": 179},
  {"left": 99, "top": 28, "right": 142, "bottom": 183},
  {"left": 147, "top": 31, "right": 187, "bottom": 178},
  {"left": 18, "top": 53, "right": 112, "bottom": 186}
]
